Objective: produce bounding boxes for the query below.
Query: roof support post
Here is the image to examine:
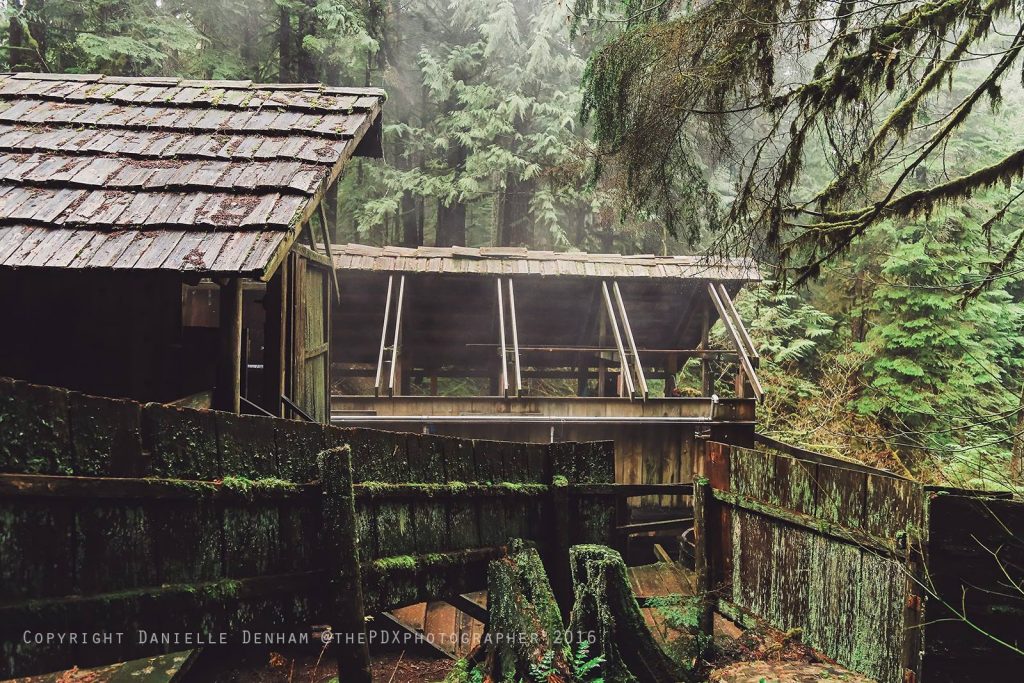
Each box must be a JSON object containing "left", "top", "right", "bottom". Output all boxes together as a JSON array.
[
  {"left": 374, "top": 275, "right": 394, "bottom": 397},
  {"left": 387, "top": 275, "right": 406, "bottom": 397},
  {"left": 707, "top": 283, "right": 764, "bottom": 401},
  {"left": 497, "top": 279, "right": 510, "bottom": 397},
  {"left": 611, "top": 281, "right": 648, "bottom": 398},
  {"left": 317, "top": 201, "right": 341, "bottom": 303},
  {"left": 215, "top": 277, "right": 243, "bottom": 414},
  {"left": 507, "top": 279, "right": 523, "bottom": 396},
  {"left": 601, "top": 281, "right": 635, "bottom": 398},
  {"left": 261, "top": 259, "right": 287, "bottom": 417},
  {"left": 716, "top": 284, "right": 758, "bottom": 363}
]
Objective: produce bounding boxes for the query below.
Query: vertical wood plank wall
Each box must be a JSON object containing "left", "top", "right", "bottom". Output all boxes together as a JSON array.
[
  {"left": 703, "top": 442, "right": 926, "bottom": 683},
  {"left": 0, "top": 377, "right": 617, "bottom": 678}
]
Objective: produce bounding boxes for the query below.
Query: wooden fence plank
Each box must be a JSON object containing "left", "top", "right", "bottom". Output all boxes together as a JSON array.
[
  {"left": 216, "top": 412, "right": 278, "bottom": 477},
  {"left": 141, "top": 404, "right": 218, "bottom": 479},
  {"left": 67, "top": 391, "right": 143, "bottom": 476},
  {"left": 0, "top": 379, "right": 72, "bottom": 474}
]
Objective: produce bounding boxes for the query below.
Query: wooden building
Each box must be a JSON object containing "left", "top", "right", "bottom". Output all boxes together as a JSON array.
[
  {"left": 0, "top": 73, "right": 384, "bottom": 422},
  {"left": 330, "top": 244, "right": 762, "bottom": 504}
]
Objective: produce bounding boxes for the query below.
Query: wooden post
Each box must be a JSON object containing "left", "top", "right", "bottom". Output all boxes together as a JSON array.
[
  {"left": 262, "top": 261, "right": 287, "bottom": 417},
  {"left": 700, "top": 299, "right": 713, "bottom": 396},
  {"left": 665, "top": 353, "right": 678, "bottom": 396},
  {"left": 319, "top": 446, "right": 372, "bottom": 683},
  {"left": 614, "top": 494, "right": 630, "bottom": 559},
  {"left": 692, "top": 478, "right": 714, "bottom": 635},
  {"left": 547, "top": 477, "right": 573, "bottom": 621},
  {"left": 215, "top": 278, "right": 243, "bottom": 414}
]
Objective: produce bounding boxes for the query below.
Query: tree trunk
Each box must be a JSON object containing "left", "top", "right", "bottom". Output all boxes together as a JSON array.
[
  {"left": 1012, "top": 382, "right": 1024, "bottom": 483},
  {"left": 436, "top": 197, "right": 466, "bottom": 247},
  {"left": 278, "top": 7, "right": 293, "bottom": 81},
  {"left": 496, "top": 173, "right": 535, "bottom": 247},
  {"left": 400, "top": 192, "right": 422, "bottom": 247},
  {"left": 8, "top": 1, "right": 25, "bottom": 72},
  {"left": 296, "top": 0, "right": 317, "bottom": 82},
  {"left": 8, "top": 0, "right": 44, "bottom": 72}
]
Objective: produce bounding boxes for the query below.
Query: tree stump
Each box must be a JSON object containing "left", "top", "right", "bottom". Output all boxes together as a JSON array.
[
  {"left": 485, "top": 539, "right": 573, "bottom": 682},
  {"left": 568, "top": 545, "right": 692, "bottom": 683},
  {"left": 476, "top": 542, "right": 696, "bottom": 683}
]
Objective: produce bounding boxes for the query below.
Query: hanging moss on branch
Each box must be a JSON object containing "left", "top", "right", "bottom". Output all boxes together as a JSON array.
[{"left": 576, "top": 0, "right": 1024, "bottom": 287}]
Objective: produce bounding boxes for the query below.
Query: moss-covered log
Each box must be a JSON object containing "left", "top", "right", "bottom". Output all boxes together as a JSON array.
[
  {"left": 485, "top": 539, "right": 572, "bottom": 682},
  {"left": 568, "top": 545, "right": 692, "bottom": 683}
]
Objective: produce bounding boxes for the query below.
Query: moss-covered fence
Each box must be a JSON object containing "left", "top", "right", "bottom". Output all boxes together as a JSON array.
[
  {"left": 699, "top": 439, "right": 1024, "bottom": 683},
  {"left": 0, "top": 377, "right": 619, "bottom": 679}
]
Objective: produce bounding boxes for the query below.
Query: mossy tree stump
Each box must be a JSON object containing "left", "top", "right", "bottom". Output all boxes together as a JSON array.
[
  {"left": 485, "top": 539, "right": 573, "bottom": 682},
  {"left": 568, "top": 545, "right": 692, "bottom": 683},
  {"left": 479, "top": 541, "right": 695, "bottom": 683}
]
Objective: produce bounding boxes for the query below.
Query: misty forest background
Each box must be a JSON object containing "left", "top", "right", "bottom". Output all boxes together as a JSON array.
[{"left": 3, "top": 0, "right": 1024, "bottom": 493}]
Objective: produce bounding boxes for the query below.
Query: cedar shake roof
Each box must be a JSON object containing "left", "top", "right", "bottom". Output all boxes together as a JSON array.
[
  {"left": 332, "top": 243, "right": 759, "bottom": 282},
  {"left": 0, "top": 73, "right": 384, "bottom": 279}
]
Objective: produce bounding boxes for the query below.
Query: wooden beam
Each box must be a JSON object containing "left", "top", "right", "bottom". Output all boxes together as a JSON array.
[
  {"left": 711, "top": 488, "right": 903, "bottom": 557},
  {"left": 601, "top": 281, "right": 635, "bottom": 397},
  {"left": 616, "top": 518, "right": 693, "bottom": 534},
  {"left": 318, "top": 201, "right": 341, "bottom": 303},
  {"left": 707, "top": 284, "right": 764, "bottom": 400},
  {"left": 388, "top": 276, "right": 406, "bottom": 396},
  {"left": 262, "top": 259, "right": 287, "bottom": 417},
  {"left": 507, "top": 279, "right": 523, "bottom": 396},
  {"left": 692, "top": 480, "right": 714, "bottom": 632},
  {"left": 612, "top": 281, "right": 647, "bottom": 398},
  {"left": 320, "top": 448, "right": 372, "bottom": 683},
  {"left": 464, "top": 344, "right": 736, "bottom": 355},
  {"left": 497, "top": 279, "right": 509, "bottom": 397},
  {"left": 566, "top": 483, "right": 695, "bottom": 496},
  {"left": 214, "top": 278, "right": 243, "bottom": 414},
  {"left": 445, "top": 594, "right": 489, "bottom": 625},
  {"left": 0, "top": 473, "right": 317, "bottom": 501},
  {"left": 716, "top": 284, "right": 758, "bottom": 359},
  {"left": 374, "top": 275, "right": 394, "bottom": 397}
]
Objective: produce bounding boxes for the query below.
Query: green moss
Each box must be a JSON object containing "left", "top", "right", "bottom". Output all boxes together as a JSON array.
[
  {"left": 220, "top": 476, "right": 298, "bottom": 497},
  {"left": 355, "top": 481, "right": 548, "bottom": 497},
  {"left": 153, "top": 478, "right": 218, "bottom": 494},
  {"left": 372, "top": 555, "right": 417, "bottom": 573},
  {"left": 552, "top": 475, "right": 569, "bottom": 488}
]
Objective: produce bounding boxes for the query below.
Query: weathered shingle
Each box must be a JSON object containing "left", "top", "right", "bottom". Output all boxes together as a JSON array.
[
  {"left": 0, "top": 73, "right": 384, "bottom": 279},
  {"left": 331, "top": 244, "right": 759, "bottom": 282}
]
